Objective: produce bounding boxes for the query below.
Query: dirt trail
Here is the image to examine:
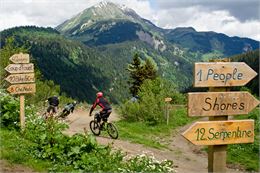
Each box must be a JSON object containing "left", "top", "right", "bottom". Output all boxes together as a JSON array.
[
  {"left": 65, "top": 109, "right": 244, "bottom": 173},
  {"left": 0, "top": 160, "right": 34, "bottom": 173}
]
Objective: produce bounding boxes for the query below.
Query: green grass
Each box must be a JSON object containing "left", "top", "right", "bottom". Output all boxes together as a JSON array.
[
  {"left": 0, "top": 128, "right": 72, "bottom": 172},
  {"left": 201, "top": 50, "right": 223, "bottom": 61},
  {"left": 116, "top": 108, "right": 196, "bottom": 149}
]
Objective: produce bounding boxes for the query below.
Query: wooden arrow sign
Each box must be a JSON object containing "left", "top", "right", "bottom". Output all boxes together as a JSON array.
[
  {"left": 5, "top": 63, "right": 34, "bottom": 74},
  {"left": 188, "top": 91, "right": 260, "bottom": 117},
  {"left": 194, "top": 62, "right": 257, "bottom": 87},
  {"left": 7, "top": 83, "right": 36, "bottom": 94},
  {"left": 10, "top": 53, "right": 30, "bottom": 64},
  {"left": 182, "top": 120, "right": 254, "bottom": 145},
  {"left": 5, "top": 73, "right": 35, "bottom": 84}
]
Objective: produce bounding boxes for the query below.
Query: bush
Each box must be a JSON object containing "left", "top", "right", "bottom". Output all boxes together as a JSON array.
[
  {"left": 120, "top": 78, "right": 186, "bottom": 124},
  {"left": 0, "top": 90, "right": 20, "bottom": 129},
  {"left": 0, "top": 90, "right": 35, "bottom": 129},
  {"left": 122, "top": 153, "right": 174, "bottom": 172},
  {"left": 23, "top": 112, "right": 175, "bottom": 172}
]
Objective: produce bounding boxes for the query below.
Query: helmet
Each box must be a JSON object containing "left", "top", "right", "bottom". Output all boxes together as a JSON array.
[
  {"left": 73, "top": 101, "right": 77, "bottom": 105},
  {"left": 96, "top": 92, "right": 103, "bottom": 98}
]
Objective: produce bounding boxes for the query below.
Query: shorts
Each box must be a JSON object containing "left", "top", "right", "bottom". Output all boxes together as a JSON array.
[
  {"left": 99, "top": 109, "right": 112, "bottom": 122},
  {"left": 47, "top": 105, "right": 58, "bottom": 114}
]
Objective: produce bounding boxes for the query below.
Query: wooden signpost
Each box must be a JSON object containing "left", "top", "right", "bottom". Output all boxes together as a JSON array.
[
  {"left": 188, "top": 91, "right": 260, "bottom": 116},
  {"left": 10, "top": 53, "right": 30, "bottom": 64},
  {"left": 5, "top": 63, "right": 34, "bottom": 74},
  {"left": 7, "top": 83, "right": 36, "bottom": 94},
  {"left": 182, "top": 60, "right": 259, "bottom": 173},
  {"left": 5, "top": 73, "right": 35, "bottom": 84},
  {"left": 182, "top": 120, "right": 254, "bottom": 145},
  {"left": 194, "top": 62, "right": 257, "bottom": 87},
  {"left": 4, "top": 53, "right": 36, "bottom": 129},
  {"left": 164, "top": 97, "right": 172, "bottom": 125}
]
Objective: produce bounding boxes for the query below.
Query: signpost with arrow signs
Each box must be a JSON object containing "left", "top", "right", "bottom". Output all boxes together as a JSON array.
[
  {"left": 182, "top": 60, "right": 259, "bottom": 173},
  {"left": 4, "top": 53, "right": 36, "bottom": 129}
]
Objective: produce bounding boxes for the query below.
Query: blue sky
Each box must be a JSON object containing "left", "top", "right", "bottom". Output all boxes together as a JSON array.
[
  {"left": 1, "top": 0, "right": 259, "bottom": 40},
  {"left": 149, "top": 0, "right": 157, "bottom": 9}
]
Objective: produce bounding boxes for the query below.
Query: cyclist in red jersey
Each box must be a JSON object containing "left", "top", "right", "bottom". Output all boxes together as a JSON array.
[{"left": 89, "top": 92, "right": 112, "bottom": 126}]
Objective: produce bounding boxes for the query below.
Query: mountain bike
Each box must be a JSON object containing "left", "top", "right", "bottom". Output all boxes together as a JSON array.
[
  {"left": 42, "top": 103, "right": 60, "bottom": 120},
  {"left": 42, "top": 105, "right": 57, "bottom": 119},
  {"left": 89, "top": 112, "right": 118, "bottom": 139},
  {"left": 57, "top": 102, "right": 77, "bottom": 119}
]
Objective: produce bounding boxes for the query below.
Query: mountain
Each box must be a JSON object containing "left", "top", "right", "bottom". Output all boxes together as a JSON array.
[
  {"left": 57, "top": 1, "right": 259, "bottom": 58},
  {"left": 164, "top": 27, "right": 259, "bottom": 56},
  {"left": 56, "top": 1, "right": 260, "bottom": 94},
  {"left": 56, "top": 1, "right": 166, "bottom": 50},
  {"left": 56, "top": 1, "right": 194, "bottom": 93},
  {"left": 1, "top": 2, "right": 259, "bottom": 103}
]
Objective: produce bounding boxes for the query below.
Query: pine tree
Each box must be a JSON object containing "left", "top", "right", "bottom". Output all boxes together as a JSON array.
[
  {"left": 127, "top": 53, "right": 143, "bottom": 96},
  {"left": 127, "top": 53, "right": 158, "bottom": 96},
  {"left": 142, "top": 58, "right": 157, "bottom": 80}
]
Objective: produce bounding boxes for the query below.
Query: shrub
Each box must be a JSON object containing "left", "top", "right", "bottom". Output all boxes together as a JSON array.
[
  {"left": 120, "top": 78, "right": 186, "bottom": 124},
  {"left": 122, "top": 153, "right": 174, "bottom": 172},
  {"left": 0, "top": 90, "right": 20, "bottom": 129},
  {"left": 0, "top": 90, "right": 35, "bottom": 129},
  {"left": 23, "top": 112, "right": 176, "bottom": 172}
]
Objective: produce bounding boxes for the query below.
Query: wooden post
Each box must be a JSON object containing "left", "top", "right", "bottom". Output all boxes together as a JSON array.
[
  {"left": 20, "top": 95, "right": 25, "bottom": 129},
  {"left": 166, "top": 102, "right": 169, "bottom": 125},
  {"left": 208, "top": 87, "right": 228, "bottom": 172},
  {"left": 164, "top": 98, "right": 172, "bottom": 125},
  {"left": 208, "top": 58, "right": 230, "bottom": 173}
]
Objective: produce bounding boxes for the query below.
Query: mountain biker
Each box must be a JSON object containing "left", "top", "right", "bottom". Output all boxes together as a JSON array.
[
  {"left": 62, "top": 101, "right": 77, "bottom": 116},
  {"left": 89, "top": 92, "right": 112, "bottom": 128},
  {"left": 45, "top": 95, "right": 59, "bottom": 115}
]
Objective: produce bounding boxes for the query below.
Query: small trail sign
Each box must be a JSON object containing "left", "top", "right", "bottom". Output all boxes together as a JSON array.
[
  {"left": 10, "top": 53, "right": 30, "bottom": 63},
  {"left": 194, "top": 62, "right": 257, "bottom": 87},
  {"left": 188, "top": 91, "right": 260, "bottom": 117},
  {"left": 5, "top": 63, "right": 34, "bottom": 74},
  {"left": 165, "top": 97, "right": 172, "bottom": 102},
  {"left": 7, "top": 83, "right": 36, "bottom": 95},
  {"left": 5, "top": 73, "right": 35, "bottom": 84},
  {"left": 182, "top": 120, "right": 254, "bottom": 145}
]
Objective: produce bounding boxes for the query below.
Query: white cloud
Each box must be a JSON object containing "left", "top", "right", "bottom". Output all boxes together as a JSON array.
[
  {"left": 0, "top": 12, "right": 35, "bottom": 29},
  {"left": 151, "top": 7, "right": 260, "bottom": 40},
  {"left": 0, "top": 0, "right": 259, "bottom": 40}
]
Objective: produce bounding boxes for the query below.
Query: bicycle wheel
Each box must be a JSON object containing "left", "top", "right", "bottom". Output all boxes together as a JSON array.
[
  {"left": 90, "top": 120, "right": 100, "bottom": 136},
  {"left": 59, "top": 110, "right": 69, "bottom": 119},
  {"left": 106, "top": 123, "right": 118, "bottom": 139}
]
